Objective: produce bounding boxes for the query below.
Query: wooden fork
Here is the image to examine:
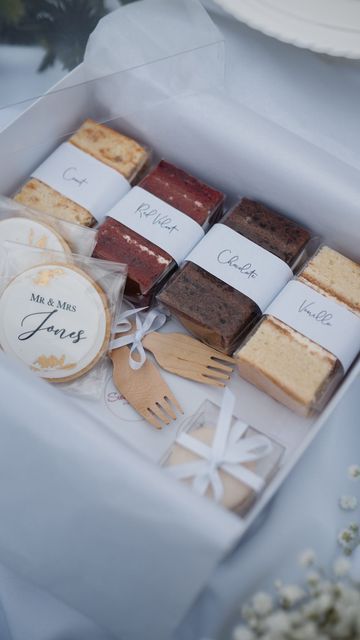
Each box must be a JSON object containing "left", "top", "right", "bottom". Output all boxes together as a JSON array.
[
  {"left": 142, "top": 332, "right": 235, "bottom": 387},
  {"left": 110, "top": 345, "right": 183, "bottom": 429}
]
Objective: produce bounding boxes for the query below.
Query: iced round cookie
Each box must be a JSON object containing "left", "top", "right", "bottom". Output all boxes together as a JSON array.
[
  {"left": 0, "top": 216, "right": 70, "bottom": 254},
  {"left": 0, "top": 263, "right": 110, "bottom": 382}
]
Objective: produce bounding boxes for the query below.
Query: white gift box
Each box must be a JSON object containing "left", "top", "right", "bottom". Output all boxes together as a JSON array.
[{"left": 0, "top": 1, "right": 359, "bottom": 640}]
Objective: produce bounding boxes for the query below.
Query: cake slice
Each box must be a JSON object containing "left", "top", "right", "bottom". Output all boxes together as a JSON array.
[
  {"left": 236, "top": 316, "right": 339, "bottom": 415},
  {"left": 158, "top": 199, "right": 311, "bottom": 354},
  {"left": 15, "top": 119, "right": 150, "bottom": 227},
  {"left": 235, "top": 246, "right": 359, "bottom": 415},
  {"left": 93, "top": 160, "right": 224, "bottom": 305},
  {"left": 300, "top": 245, "right": 360, "bottom": 314}
]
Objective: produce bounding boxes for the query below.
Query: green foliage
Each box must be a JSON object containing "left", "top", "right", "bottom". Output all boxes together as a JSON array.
[
  {"left": 0, "top": 0, "right": 25, "bottom": 24},
  {"left": 0, "top": 0, "right": 138, "bottom": 72}
]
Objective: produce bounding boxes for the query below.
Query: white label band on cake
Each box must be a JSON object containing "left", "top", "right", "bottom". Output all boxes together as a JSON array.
[
  {"left": 107, "top": 186, "right": 205, "bottom": 265},
  {"left": 186, "top": 223, "right": 293, "bottom": 311},
  {"left": 32, "top": 142, "right": 130, "bottom": 222},
  {"left": 266, "top": 280, "right": 360, "bottom": 372}
]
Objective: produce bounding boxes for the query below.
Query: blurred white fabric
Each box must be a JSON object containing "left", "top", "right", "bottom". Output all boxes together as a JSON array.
[{"left": 0, "top": 1, "right": 359, "bottom": 639}]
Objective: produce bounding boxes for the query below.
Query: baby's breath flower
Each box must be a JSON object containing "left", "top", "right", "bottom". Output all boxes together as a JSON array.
[
  {"left": 306, "top": 571, "right": 320, "bottom": 587},
  {"left": 348, "top": 464, "right": 360, "bottom": 479},
  {"left": 291, "top": 621, "right": 317, "bottom": 640},
  {"left": 264, "top": 610, "right": 291, "bottom": 634},
  {"left": 277, "top": 584, "right": 306, "bottom": 608},
  {"left": 333, "top": 556, "right": 351, "bottom": 577},
  {"left": 337, "top": 524, "right": 360, "bottom": 555},
  {"left": 338, "top": 527, "right": 356, "bottom": 546},
  {"left": 298, "top": 549, "right": 316, "bottom": 568},
  {"left": 339, "top": 495, "right": 358, "bottom": 511},
  {"left": 241, "top": 604, "right": 254, "bottom": 621},
  {"left": 344, "top": 546, "right": 353, "bottom": 556},
  {"left": 302, "top": 598, "right": 321, "bottom": 619},
  {"left": 252, "top": 592, "right": 273, "bottom": 616},
  {"left": 313, "top": 591, "right": 333, "bottom": 614},
  {"left": 232, "top": 625, "right": 254, "bottom": 640},
  {"left": 247, "top": 617, "right": 259, "bottom": 631}
]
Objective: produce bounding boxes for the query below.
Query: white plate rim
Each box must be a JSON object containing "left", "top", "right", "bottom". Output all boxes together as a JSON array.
[{"left": 214, "top": 0, "right": 360, "bottom": 59}]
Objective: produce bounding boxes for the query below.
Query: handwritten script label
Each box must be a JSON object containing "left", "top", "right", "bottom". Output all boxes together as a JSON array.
[
  {"left": 187, "top": 223, "right": 292, "bottom": 311},
  {"left": 108, "top": 186, "right": 205, "bottom": 264},
  {"left": 32, "top": 142, "right": 130, "bottom": 222},
  {"left": 217, "top": 249, "right": 258, "bottom": 280},
  {"left": 298, "top": 299, "right": 332, "bottom": 326},
  {"left": 62, "top": 167, "right": 88, "bottom": 187},
  {"left": 267, "top": 280, "right": 360, "bottom": 371}
]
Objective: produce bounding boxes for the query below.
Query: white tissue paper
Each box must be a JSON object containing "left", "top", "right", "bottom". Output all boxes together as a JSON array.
[{"left": 0, "top": 4, "right": 242, "bottom": 640}]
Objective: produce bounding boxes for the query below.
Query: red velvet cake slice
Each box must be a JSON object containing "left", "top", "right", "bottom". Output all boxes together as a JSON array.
[{"left": 93, "top": 160, "right": 225, "bottom": 305}]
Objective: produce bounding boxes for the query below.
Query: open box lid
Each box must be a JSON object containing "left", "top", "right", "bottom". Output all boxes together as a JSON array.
[{"left": 0, "top": 2, "right": 359, "bottom": 640}]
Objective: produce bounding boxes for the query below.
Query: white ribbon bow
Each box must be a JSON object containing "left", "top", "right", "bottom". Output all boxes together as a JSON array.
[
  {"left": 168, "top": 388, "right": 273, "bottom": 503},
  {"left": 110, "top": 307, "right": 167, "bottom": 370}
]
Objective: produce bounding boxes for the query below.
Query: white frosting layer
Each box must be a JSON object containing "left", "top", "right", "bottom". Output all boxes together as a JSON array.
[{"left": 0, "top": 264, "right": 108, "bottom": 381}]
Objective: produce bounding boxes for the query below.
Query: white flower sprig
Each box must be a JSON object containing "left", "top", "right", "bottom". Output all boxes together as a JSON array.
[
  {"left": 339, "top": 495, "right": 358, "bottom": 511},
  {"left": 337, "top": 523, "right": 360, "bottom": 556},
  {"left": 348, "top": 465, "right": 360, "bottom": 480},
  {"left": 231, "top": 553, "right": 360, "bottom": 640},
  {"left": 224, "top": 463, "right": 360, "bottom": 640}
]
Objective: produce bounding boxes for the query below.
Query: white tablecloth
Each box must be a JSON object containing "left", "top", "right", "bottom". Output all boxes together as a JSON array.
[{"left": 0, "top": 3, "right": 359, "bottom": 639}]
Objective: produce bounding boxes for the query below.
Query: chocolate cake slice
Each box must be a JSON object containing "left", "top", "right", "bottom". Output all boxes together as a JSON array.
[{"left": 158, "top": 198, "right": 311, "bottom": 354}]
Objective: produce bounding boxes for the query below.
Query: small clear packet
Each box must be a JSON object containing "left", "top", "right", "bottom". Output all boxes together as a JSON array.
[
  {"left": 161, "top": 393, "right": 284, "bottom": 517},
  {"left": 0, "top": 240, "right": 127, "bottom": 398},
  {"left": 0, "top": 195, "right": 97, "bottom": 257}
]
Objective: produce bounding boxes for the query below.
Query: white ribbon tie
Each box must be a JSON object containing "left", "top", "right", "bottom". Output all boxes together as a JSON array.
[
  {"left": 168, "top": 388, "right": 273, "bottom": 503},
  {"left": 110, "top": 306, "right": 167, "bottom": 370}
]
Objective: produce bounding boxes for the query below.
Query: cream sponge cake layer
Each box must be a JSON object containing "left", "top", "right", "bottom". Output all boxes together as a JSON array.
[
  {"left": 15, "top": 179, "right": 95, "bottom": 227},
  {"left": 236, "top": 316, "right": 339, "bottom": 416},
  {"left": 70, "top": 119, "right": 149, "bottom": 182},
  {"left": 15, "top": 119, "right": 150, "bottom": 227},
  {"left": 300, "top": 245, "right": 360, "bottom": 315}
]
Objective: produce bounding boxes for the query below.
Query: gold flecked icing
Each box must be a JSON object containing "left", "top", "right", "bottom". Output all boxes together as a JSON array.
[
  {"left": 33, "top": 268, "right": 64, "bottom": 286},
  {"left": 32, "top": 354, "right": 77, "bottom": 370},
  {"left": 36, "top": 234, "right": 48, "bottom": 249},
  {"left": 28, "top": 228, "right": 48, "bottom": 249}
]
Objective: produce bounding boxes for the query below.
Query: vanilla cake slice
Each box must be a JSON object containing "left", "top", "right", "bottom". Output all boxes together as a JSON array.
[
  {"left": 235, "top": 246, "right": 360, "bottom": 416},
  {"left": 15, "top": 119, "right": 150, "bottom": 227}
]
